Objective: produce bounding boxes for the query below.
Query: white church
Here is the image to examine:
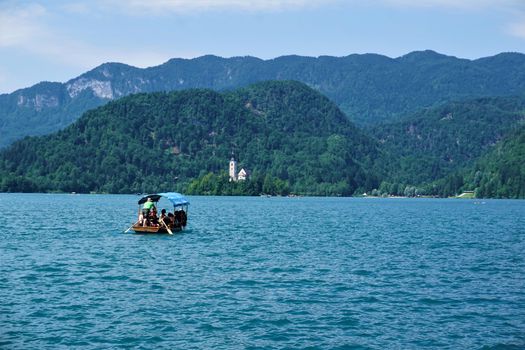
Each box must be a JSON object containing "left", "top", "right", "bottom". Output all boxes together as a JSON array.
[{"left": 229, "top": 157, "right": 250, "bottom": 182}]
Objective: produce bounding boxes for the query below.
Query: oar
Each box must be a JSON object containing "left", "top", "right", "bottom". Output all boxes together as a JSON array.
[
  {"left": 124, "top": 220, "right": 139, "bottom": 233},
  {"left": 160, "top": 218, "right": 173, "bottom": 235}
]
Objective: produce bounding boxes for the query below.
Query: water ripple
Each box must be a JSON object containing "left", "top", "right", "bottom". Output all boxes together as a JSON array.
[{"left": 0, "top": 194, "right": 524, "bottom": 349}]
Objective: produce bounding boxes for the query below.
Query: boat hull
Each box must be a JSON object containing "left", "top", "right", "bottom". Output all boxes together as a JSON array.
[{"left": 131, "top": 225, "right": 183, "bottom": 234}]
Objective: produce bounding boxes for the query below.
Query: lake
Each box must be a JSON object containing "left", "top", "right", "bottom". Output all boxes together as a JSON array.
[{"left": 1, "top": 194, "right": 524, "bottom": 349}]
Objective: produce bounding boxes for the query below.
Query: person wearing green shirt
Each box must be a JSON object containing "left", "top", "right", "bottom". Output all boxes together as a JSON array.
[
  {"left": 141, "top": 198, "right": 156, "bottom": 226},
  {"left": 143, "top": 198, "right": 155, "bottom": 211}
]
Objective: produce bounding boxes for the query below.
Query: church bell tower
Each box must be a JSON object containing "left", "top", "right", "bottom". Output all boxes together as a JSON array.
[{"left": 229, "top": 156, "right": 237, "bottom": 182}]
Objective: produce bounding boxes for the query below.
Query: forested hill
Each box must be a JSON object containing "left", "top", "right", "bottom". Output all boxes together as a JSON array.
[
  {"left": 423, "top": 124, "right": 525, "bottom": 199},
  {"left": 2, "top": 50, "right": 525, "bottom": 147},
  {"left": 0, "top": 81, "right": 380, "bottom": 195},
  {"left": 370, "top": 96, "right": 525, "bottom": 197},
  {"left": 461, "top": 125, "right": 525, "bottom": 198}
]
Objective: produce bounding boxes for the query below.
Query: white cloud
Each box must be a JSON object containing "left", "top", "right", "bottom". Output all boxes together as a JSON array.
[
  {"left": 507, "top": 19, "right": 525, "bottom": 39},
  {"left": 59, "top": 0, "right": 524, "bottom": 15},
  {"left": 0, "top": 3, "right": 47, "bottom": 47},
  {"left": 381, "top": 0, "right": 525, "bottom": 10},
  {"left": 60, "top": 2, "right": 92, "bottom": 14},
  {"left": 102, "top": 0, "right": 338, "bottom": 14},
  {"left": 5, "top": 0, "right": 343, "bottom": 70},
  {"left": 0, "top": 3, "right": 89, "bottom": 65},
  {"left": 383, "top": 0, "right": 472, "bottom": 7},
  {"left": 0, "top": 2, "right": 179, "bottom": 74},
  {"left": 385, "top": 0, "right": 525, "bottom": 13}
]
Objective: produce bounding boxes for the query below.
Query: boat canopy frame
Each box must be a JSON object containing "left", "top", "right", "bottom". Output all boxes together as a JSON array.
[{"left": 138, "top": 192, "right": 190, "bottom": 210}]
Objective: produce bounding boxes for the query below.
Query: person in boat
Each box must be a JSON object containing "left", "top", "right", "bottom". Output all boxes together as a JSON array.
[
  {"left": 160, "top": 209, "right": 172, "bottom": 227},
  {"left": 174, "top": 209, "right": 187, "bottom": 227},
  {"left": 142, "top": 197, "right": 156, "bottom": 227},
  {"left": 167, "top": 212, "right": 175, "bottom": 226},
  {"left": 149, "top": 208, "right": 159, "bottom": 227}
]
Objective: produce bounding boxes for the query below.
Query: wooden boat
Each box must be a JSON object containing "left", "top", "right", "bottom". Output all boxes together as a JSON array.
[{"left": 130, "top": 192, "right": 189, "bottom": 234}]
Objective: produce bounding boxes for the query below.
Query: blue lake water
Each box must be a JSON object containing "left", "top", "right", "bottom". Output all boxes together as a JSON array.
[{"left": 1, "top": 194, "right": 524, "bottom": 349}]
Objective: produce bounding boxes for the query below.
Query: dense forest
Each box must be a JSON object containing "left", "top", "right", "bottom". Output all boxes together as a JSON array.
[
  {"left": 0, "top": 81, "right": 379, "bottom": 196},
  {"left": 461, "top": 125, "right": 525, "bottom": 198},
  {"left": 411, "top": 125, "right": 525, "bottom": 198},
  {"left": 0, "top": 81, "right": 523, "bottom": 198},
  {"left": 371, "top": 96, "right": 525, "bottom": 184},
  {"left": 3, "top": 50, "right": 525, "bottom": 147},
  {"left": 366, "top": 96, "right": 525, "bottom": 198}
]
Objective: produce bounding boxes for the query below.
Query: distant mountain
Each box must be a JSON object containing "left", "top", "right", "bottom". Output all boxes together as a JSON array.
[
  {"left": 2, "top": 50, "right": 525, "bottom": 147},
  {"left": 369, "top": 96, "right": 525, "bottom": 197},
  {"left": 0, "top": 81, "right": 379, "bottom": 195}
]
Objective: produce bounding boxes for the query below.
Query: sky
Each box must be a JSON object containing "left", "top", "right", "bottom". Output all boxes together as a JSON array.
[{"left": 0, "top": 0, "right": 524, "bottom": 94}]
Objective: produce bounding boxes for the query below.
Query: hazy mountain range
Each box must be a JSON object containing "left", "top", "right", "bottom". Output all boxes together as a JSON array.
[
  {"left": 2, "top": 50, "right": 525, "bottom": 148},
  {"left": 1, "top": 50, "right": 523, "bottom": 197}
]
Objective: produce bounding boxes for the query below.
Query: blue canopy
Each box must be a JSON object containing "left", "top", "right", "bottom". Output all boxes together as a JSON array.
[{"left": 138, "top": 192, "right": 190, "bottom": 207}]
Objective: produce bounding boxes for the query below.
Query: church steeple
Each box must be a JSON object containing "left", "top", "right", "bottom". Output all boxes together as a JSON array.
[{"left": 229, "top": 153, "right": 237, "bottom": 182}]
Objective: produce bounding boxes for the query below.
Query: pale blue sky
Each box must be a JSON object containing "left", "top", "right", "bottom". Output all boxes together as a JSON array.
[{"left": 1, "top": 0, "right": 524, "bottom": 93}]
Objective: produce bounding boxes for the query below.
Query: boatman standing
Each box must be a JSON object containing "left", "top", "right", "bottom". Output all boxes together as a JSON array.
[{"left": 141, "top": 198, "right": 156, "bottom": 226}]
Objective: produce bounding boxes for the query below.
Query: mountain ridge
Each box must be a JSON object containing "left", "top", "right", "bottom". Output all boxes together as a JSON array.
[{"left": 2, "top": 50, "right": 525, "bottom": 147}]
